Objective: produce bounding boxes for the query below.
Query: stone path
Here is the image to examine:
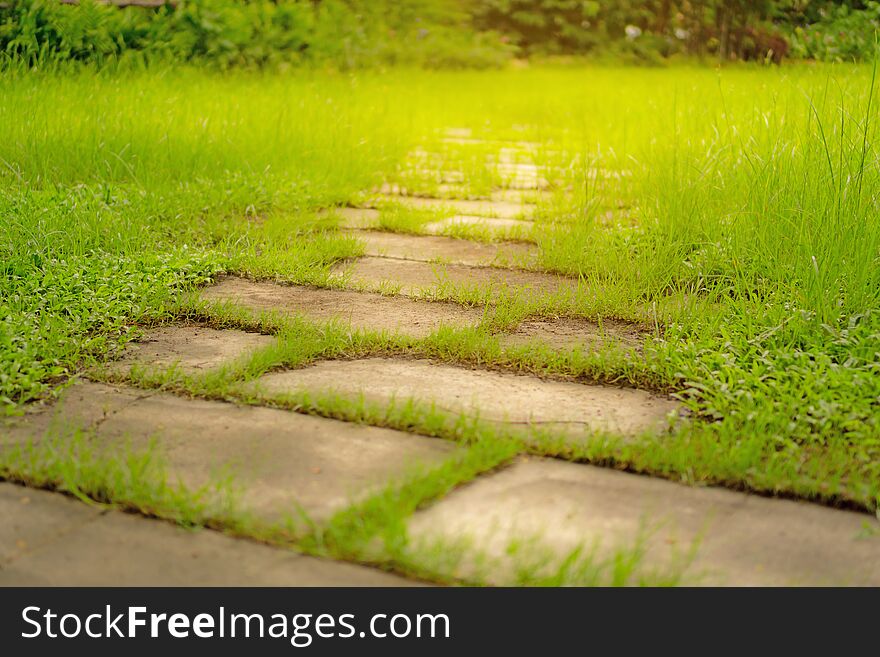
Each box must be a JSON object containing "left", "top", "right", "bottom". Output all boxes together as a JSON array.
[
  {"left": 250, "top": 358, "right": 676, "bottom": 438},
  {"left": 3, "top": 130, "right": 879, "bottom": 586},
  {"left": 0, "top": 482, "right": 416, "bottom": 586}
]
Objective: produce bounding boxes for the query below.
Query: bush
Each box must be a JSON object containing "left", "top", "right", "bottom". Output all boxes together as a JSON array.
[
  {"left": 0, "top": 0, "right": 510, "bottom": 69},
  {"left": 789, "top": 1, "right": 880, "bottom": 62}
]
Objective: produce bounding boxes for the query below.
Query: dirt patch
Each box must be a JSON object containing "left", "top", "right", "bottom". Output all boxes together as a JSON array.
[
  {"left": 110, "top": 326, "right": 275, "bottom": 374},
  {"left": 251, "top": 357, "right": 678, "bottom": 438},
  {"left": 0, "top": 482, "right": 417, "bottom": 586},
  {"left": 200, "top": 276, "right": 483, "bottom": 337},
  {"left": 344, "top": 230, "right": 536, "bottom": 267},
  {"left": 408, "top": 457, "right": 880, "bottom": 586},
  {"left": 331, "top": 256, "right": 576, "bottom": 298},
  {"left": 7, "top": 381, "right": 456, "bottom": 523},
  {"left": 501, "top": 317, "right": 646, "bottom": 352}
]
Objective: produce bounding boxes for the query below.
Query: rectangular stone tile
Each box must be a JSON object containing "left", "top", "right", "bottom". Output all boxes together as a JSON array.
[
  {"left": 423, "top": 215, "right": 534, "bottom": 239},
  {"left": 501, "top": 317, "right": 646, "bottom": 353},
  {"left": 9, "top": 382, "right": 457, "bottom": 523},
  {"left": 343, "top": 230, "right": 536, "bottom": 268},
  {"left": 252, "top": 358, "right": 678, "bottom": 438},
  {"left": 1, "top": 382, "right": 149, "bottom": 446},
  {"left": 332, "top": 256, "right": 577, "bottom": 299},
  {"left": 110, "top": 326, "right": 276, "bottom": 375},
  {"left": 200, "top": 276, "right": 483, "bottom": 338},
  {"left": 0, "top": 483, "right": 418, "bottom": 586},
  {"left": 407, "top": 458, "right": 880, "bottom": 586},
  {"left": 369, "top": 196, "right": 534, "bottom": 219}
]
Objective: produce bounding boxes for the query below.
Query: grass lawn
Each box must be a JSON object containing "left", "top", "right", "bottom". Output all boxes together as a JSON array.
[{"left": 2, "top": 63, "right": 880, "bottom": 581}]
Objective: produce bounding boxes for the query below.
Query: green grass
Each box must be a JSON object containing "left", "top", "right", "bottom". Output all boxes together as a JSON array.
[{"left": 2, "top": 62, "right": 880, "bottom": 582}]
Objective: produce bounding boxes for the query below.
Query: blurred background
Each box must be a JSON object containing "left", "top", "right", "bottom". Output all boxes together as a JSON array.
[{"left": 0, "top": 0, "right": 877, "bottom": 69}]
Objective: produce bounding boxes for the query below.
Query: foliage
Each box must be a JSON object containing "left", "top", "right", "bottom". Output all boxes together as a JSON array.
[
  {"left": 788, "top": 1, "right": 880, "bottom": 61},
  {"left": 0, "top": 0, "right": 509, "bottom": 69}
]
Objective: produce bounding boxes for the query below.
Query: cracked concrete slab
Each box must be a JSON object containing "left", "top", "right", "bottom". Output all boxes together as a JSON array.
[
  {"left": 331, "top": 256, "right": 577, "bottom": 298},
  {"left": 0, "top": 483, "right": 419, "bottom": 586},
  {"left": 200, "top": 276, "right": 483, "bottom": 338},
  {"left": 1, "top": 381, "right": 149, "bottom": 446},
  {"left": 7, "top": 381, "right": 457, "bottom": 523},
  {"left": 110, "top": 325, "right": 275, "bottom": 375},
  {"left": 407, "top": 458, "right": 880, "bottom": 586},
  {"left": 343, "top": 230, "right": 536, "bottom": 268},
  {"left": 252, "top": 358, "right": 678, "bottom": 438}
]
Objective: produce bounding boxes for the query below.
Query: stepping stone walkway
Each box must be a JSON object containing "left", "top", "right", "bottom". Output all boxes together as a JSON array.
[
  {"left": 5, "top": 130, "right": 879, "bottom": 585},
  {"left": 365, "top": 195, "right": 535, "bottom": 220},
  {"left": 340, "top": 229, "right": 536, "bottom": 268},
  {"left": 110, "top": 325, "right": 275, "bottom": 375},
  {"left": 249, "top": 357, "right": 677, "bottom": 438},
  {"left": 408, "top": 458, "right": 880, "bottom": 586},
  {"left": 202, "top": 276, "right": 483, "bottom": 338},
  {"left": 423, "top": 215, "right": 534, "bottom": 238},
  {"left": 0, "top": 482, "right": 416, "bottom": 586},
  {"left": 331, "top": 256, "right": 577, "bottom": 298},
  {"left": 8, "top": 381, "right": 456, "bottom": 523}
]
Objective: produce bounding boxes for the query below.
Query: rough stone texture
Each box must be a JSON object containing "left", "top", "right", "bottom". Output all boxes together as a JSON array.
[
  {"left": 367, "top": 196, "right": 534, "bottom": 219},
  {"left": 501, "top": 317, "right": 646, "bottom": 353},
  {"left": 423, "top": 215, "right": 534, "bottom": 238},
  {"left": 111, "top": 326, "right": 275, "bottom": 375},
  {"left": 200, "top": 276, "right": 482, "bottom": 338},
  {"left": 378, "top": 183, "right": 551, "bottom": 205},
  {"left": 1, "top": 382, "right": 148, "bottom": 446},
  {"left": 0, "top": 483, "right": 419, "bottom": 586},
  {"left": 333, "top": 206, "right": 380, "bottom": 229},
  {"left": 332, "top": 256, "right": 577, "bottom": 299},
  {"left": 408, "top": 458, "right": 880, "bottom": 586},
  {"left": 7, "top": 382, "right": 456, "bottom": 522},
  {"left": 253, "top": 358, "right": 678, "bottom": 437},
  {"left": 343, "top": 230, "right": 536, "bottom": 268}
]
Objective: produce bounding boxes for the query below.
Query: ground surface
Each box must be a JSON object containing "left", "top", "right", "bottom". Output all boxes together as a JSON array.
[{"left": 4, "top": 124, "right": 879, "bottom": 586}]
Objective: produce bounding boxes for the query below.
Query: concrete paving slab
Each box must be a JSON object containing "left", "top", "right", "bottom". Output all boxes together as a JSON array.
[
  {"left": 0, "top": 483, "right": 419, "bottom": 586},
  {"left": 334, "top": 206, "right": 380, "bottom": 228},
  {"left": 200, "top": 276, "right": 483, "bottom": 338},
  {"left": 368, "top": 196, "right": 534, "bottom": 219},
  {"left": 8, "top": 382, "right": 457, "bottom": 523},
  {"left": 332, "top": 256, "right": 576, "bottom": 298},
  {"left": 423, "top": 215, "right": 534, "bottom": 238},
  {"left": 501, "top": 317, "right": 646, "bottom": 353},
  {"left": 408, "top": 458, "right": 880, "bottom": 586},
  {"left": 111, "top": 326, "right": 275, "bottom": 375},
  {"left": 253, "top": 358, "right": 678, "bottom": 438},
  {"left": 1, "top": 382, "right": 149, "bottom": 446},
  {"left": 343, "top": 230, "right": 536, "bottom": 268}
]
